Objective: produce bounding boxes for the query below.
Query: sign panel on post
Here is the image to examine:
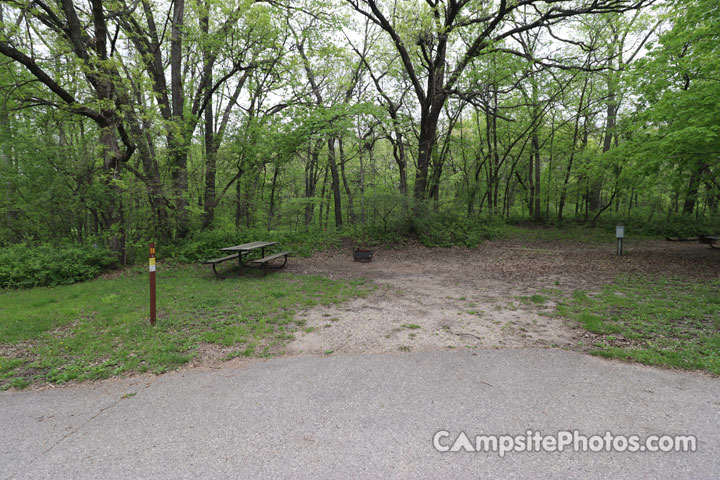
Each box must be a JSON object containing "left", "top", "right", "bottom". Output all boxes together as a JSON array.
[{"left": 149, "top": 243, "right": 156, "bottom": 326}]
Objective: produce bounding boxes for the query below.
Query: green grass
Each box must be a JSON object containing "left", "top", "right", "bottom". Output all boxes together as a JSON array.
[
  {"left": 555, "top": 275, "right": 720, "bottom": 374},
  {"left": 401, "top": 324, "right": 421, "bottom": 329},
  {"left": 519, "top": 294, "right": 548, "bottom": 305},
  {"left": 0, "top": 266, "right": 373, "bottom": 389}
]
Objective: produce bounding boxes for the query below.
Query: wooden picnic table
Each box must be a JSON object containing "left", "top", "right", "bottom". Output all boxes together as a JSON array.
[
  {"left": 699, "top": 235, "right": 719, "bottom": 249},
  {"left": 667, "top": 235, "right": 719, "bottom": 249},
  {"left": 220, "top": 241, "right": 277, "bottom": 265},
  {"left": 204, "top": 241, "right": 289, "bottom": 278}
]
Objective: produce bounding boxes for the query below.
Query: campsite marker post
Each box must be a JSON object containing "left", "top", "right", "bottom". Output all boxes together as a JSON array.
[
  {"left": 149, "top": 243, "right": 156, "bottom": 326},
  {"left": 616, "top": 225, "right": 624, "bottom": 256}
]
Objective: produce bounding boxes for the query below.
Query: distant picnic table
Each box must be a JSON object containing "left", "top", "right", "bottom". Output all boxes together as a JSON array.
[
  {"left": 203, "top": 241, "right": 289, "bottom": 278},
  {"left": 666, "top": 235, "right": 718, "bottom": 249}
]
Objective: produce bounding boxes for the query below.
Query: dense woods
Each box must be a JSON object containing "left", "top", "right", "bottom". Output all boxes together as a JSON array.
[{"left": 0, "top": 0, "right": 718, "bottom": 267}]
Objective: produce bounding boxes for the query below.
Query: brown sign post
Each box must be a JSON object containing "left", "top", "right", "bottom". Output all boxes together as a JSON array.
[{"left": 149, "top": 242, "right": 156, "bottom": 326}]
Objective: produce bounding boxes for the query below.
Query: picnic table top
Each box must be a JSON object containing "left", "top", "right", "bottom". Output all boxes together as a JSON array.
[{"left": 220, "top": 241, "right": 277, "bottom": 252}]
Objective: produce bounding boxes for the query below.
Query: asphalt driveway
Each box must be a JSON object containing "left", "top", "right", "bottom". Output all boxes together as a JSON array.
[{"left": 2, "top": 349, "right": 719, "bottom": 479}]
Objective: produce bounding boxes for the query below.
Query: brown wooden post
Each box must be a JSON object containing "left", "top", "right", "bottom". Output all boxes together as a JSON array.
[{"left": 149, "top": 242, "right": 156, "bottom": 326}]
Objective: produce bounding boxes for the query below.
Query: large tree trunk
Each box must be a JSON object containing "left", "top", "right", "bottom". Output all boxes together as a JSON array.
[
  {"left": 201, "top": 5, "right": 216, "bottom": 230},
  {"left": 202, "top": 101, "right": 216, "bottom": 229},
  {"left": 327, "top": 138, "right": 343, "bottom": 228},
  {"left": 414, "top": 101, "right": 443, "bottom": 201},
  {"left": 683, "top": 169, "right": 701, "bottom": 214},
  {"left": 99, "top": 125, "right": 126, "bottom": 263},
  {"left": 170, "top": 0, "right": 189, "bottom": 238},
  {"left": 532, "top": 133, "right": 541, "bottom": 222}
]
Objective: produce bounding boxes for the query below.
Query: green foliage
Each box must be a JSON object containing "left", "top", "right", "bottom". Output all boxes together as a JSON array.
[
  {"left": 0, "top": 266, "right": 373, "bottom": 389},
  {"left": 592, "top": 214, "right": 720, "bottom": 238},
  {"left": 0, "top": 243, "right": 116, "bottom": 288},
  {"left": 414, "top": 211, "right": 507, "bottom": 247},
  {"left": 0, "top": 0, "right": 718, "bottom": 283}
]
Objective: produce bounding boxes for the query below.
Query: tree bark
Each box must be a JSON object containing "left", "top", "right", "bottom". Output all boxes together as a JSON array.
[
  {"left": 532, "top": 133, "right": 541, "bottom": 222},
  {"left": 170, "top": 0, "right": 189, "bottom": 237},
  {"left": 683, "top": 168, "right": 701, "bottom": 214},
  {"left": 327, "top": 138, "right": 343, "bottom": 228},
  {"left": 338, "top": 139, "right": 356, "bottom": 224},
  {"left": 201, "top": 3, "right": 216, "bottom": 229}
]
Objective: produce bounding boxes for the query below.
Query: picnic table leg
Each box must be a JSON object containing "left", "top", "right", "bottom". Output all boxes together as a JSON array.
[
  {"left": 212, "top": 263, "right": 224, "bottom": 280},
  {"left": 237, "top": 253, "right": 245, "bottom": 274}
]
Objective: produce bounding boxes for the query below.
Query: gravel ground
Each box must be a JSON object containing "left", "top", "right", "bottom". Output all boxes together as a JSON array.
[{"left": 283, "top": 238, "right": 720, "bottom": 356}]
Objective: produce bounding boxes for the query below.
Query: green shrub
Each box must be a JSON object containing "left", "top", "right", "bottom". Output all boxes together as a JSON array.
[
  {"left": 621, "top": 215, "right": 720, "bottom": 238},
  {"left": 413, "top": 211, "right": 507, "bottom": 247},
  {"left": 0, "top": 243, "right": 116, "bottom": 288},
  {"left": 551, "top": 213, "right": 720, "bottom": 238}
]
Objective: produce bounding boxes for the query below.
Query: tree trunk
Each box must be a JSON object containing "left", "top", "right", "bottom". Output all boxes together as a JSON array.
[
  {"left": 528, "top": 152, "right": 535, "bottom": 218},
  {"left": 267, "top": 163, "right": 279, "bottom": 230},
  {"left": 235, "top": 169, "right": 243, "bottom": 228},
  {"left": 683, "top": 169, "right": 701, "bottom": 214},
  {"left": 304, "top": 141, "right": 321, "bottom": 226},
  {"left": 318, "top": 166, "right": 328, "bottom": 228},
  {"left": 390, "top": 131, "right": 407, "bottom": 196},
  {"left": 99, "top": 125, "right": 126, "bottom": 263},
  {"left": 170, "top": 0, "right": 189, "bottom": 238},
  {"left": 414, "top": 103, "right": 443, "bottom": 202},
  {"left": 707, "top": 182, "right": 718, "bottom": 213},
  {"left": 327, "top": 138, "right": 343, "bottom": 228},
  {"left": 533, "top": 134, "right": 541, "bottom": 222},
  {"left": 201, "top": 4, "right": 216, "bottom": 229},
  {"left": 338, "top": 139, "right": 355, "bottom": 224}
]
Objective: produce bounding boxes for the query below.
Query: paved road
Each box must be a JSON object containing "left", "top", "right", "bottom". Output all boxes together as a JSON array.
[{"left": 2, "top": 349, "right": 719, "bottom": 479}]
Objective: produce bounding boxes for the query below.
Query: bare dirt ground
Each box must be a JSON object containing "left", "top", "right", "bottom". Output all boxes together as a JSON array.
[{"left": 283, "top": 237, "right": 720, "bottom": 356}]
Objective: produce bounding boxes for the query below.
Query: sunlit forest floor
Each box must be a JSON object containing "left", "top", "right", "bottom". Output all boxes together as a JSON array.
[
  {"left": 286, "top": 234, "right": 720, "bottom": 373},
  {"left": 2, "top": 231, "right": 719, "bottom": 390}
]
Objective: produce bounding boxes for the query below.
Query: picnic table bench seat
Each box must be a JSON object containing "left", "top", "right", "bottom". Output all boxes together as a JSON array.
[
  {"left": 203, "top": 253, "right": 240, "bottom": 278},
  {"left": 203, "top": 242, "right": 290, "bottom": 278},
  {"left": 203, "top": 253, "right": 239, "bottom": 264},
  {"left": 667, "top": 235, "right": 719, "bottom": 249},
  {"left": 249, "top": 251, "right": 290, "bottom": 275},
  {"left": 699, "top": 235, "right": 719, "bottom": 249}
]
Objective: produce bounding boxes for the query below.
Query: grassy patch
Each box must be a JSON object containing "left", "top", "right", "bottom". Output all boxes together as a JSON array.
[
  {"left": 555, "top": 275, "right": 720, "bottom": 374},
  {"left": 0, "top": 266, "right": 372, "bottom": 389},
  {"left": 401, "top": 324, "right": 421, "bottom": 329},
  {"left": 519, "top": 294, "right": 548, "bottom": 305}
]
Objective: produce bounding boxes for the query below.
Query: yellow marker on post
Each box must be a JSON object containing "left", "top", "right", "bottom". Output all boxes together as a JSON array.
[{"left": 149, "top": 243, "right": 156, "bottom": 325}]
